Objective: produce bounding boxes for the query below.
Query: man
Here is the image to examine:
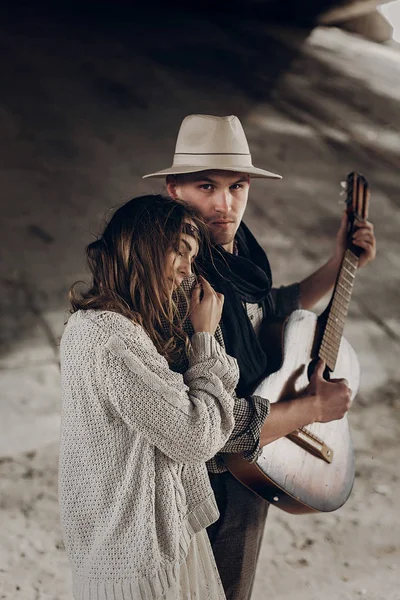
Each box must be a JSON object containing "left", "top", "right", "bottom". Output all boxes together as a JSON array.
[{"left": 143, "top": 114, "right": 376, "bottom": 600}]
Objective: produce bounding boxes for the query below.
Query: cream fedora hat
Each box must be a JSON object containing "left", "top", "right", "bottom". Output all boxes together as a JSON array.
[{"left": 143, "top": 114, "right": 282, "bottom": 180}]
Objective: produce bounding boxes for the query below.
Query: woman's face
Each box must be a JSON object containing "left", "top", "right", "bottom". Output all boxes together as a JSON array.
[{"left": 165, "top": 220, "right": 199, "bottom": 290}]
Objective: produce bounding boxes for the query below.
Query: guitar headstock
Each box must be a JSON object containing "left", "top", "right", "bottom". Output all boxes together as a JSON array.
[{"left": 343, "top": 172, "right": 370, "bottom": 230}]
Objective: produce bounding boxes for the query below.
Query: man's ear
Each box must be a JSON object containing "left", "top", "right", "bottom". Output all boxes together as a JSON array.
[{"left": 166, "top": 176, "right": 178, "bottom": 200}]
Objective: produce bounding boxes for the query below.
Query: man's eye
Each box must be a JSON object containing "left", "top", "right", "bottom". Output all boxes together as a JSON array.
[
  {"left": 231, "top": 184, "right": 243, "bottom": 190},
  {"left": 200, "top": 184, "right": 213, "bottom": 190}
]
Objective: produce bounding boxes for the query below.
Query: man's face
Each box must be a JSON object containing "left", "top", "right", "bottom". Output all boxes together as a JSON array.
[{"left": 166, "top": 170, "right": 250, "bottom": 253}]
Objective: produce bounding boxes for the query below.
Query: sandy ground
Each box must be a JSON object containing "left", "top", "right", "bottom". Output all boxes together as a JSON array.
[{"left": 0, "top": 8, "right": 399, "bottom": 600}]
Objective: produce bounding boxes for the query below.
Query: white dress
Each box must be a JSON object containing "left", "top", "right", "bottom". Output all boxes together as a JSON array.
[{"left": 164, "top": 530, "right": 226, "bottom": 600}]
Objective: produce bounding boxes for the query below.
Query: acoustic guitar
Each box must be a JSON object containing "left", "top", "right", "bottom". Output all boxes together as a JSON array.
[{"left": 225, "top": 172, "right": 369, "bottom": 514}]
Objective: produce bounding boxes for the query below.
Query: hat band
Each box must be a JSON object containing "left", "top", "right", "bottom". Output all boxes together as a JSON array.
[{"left": 173, "top": 152, "right": 253, "bottom": 168}]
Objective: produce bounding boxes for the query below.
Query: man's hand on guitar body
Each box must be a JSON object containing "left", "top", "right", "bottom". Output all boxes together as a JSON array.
[
  {"left": 305, "top": 359, "right": 352, "bottom": 424},
  {"left": 259, "top": 360, "right": 352, "bottom": 448}
]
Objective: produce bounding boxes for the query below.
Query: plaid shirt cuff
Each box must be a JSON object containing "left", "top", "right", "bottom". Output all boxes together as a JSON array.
[
  {"left": 239, "top": 395, "right": 271, "bottom": 462},
  {"left": 207, "top": 394, "right": 270, "bottom": 473}
]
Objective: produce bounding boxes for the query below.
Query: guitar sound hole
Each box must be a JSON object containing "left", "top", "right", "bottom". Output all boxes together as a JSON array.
[{"left": 307, "top": 359, "right": 331, "bottom": 382}]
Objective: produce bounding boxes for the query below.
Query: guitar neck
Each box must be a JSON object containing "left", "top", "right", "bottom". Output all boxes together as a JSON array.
[{"left": 318, "top": 248, "right": 359, "bottom": 371}]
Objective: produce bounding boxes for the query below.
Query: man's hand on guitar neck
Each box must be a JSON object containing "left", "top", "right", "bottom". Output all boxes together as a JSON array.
[
  {"left": 333, "top": 211, "right": 376, "bottom": 269},
  {"left": 259, "top": 360, "right": 351, "bottom": 448},
  {"left": 298, "top": 211, "right": 376, "bottom": 310}
]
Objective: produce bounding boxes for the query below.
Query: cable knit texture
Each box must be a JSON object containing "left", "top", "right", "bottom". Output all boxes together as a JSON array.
[{"left": 59, "top": 309, "right": 239, "bottom": 600}]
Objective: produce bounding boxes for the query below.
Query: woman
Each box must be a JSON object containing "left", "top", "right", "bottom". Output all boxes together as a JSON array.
[{"left": 59, "top": 194, "right": 239, "bottom": 600}]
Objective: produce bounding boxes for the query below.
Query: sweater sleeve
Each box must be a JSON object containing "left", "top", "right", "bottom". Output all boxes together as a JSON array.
[{"left": 102, "top": 330, "right": 239, "bottom": 464}]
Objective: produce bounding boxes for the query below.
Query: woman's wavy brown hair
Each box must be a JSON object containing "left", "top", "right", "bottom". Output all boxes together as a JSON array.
[{"left": 69, "top": 194, "right": 209, "bottom": 364}]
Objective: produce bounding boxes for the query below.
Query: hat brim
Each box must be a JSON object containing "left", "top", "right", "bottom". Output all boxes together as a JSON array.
[{"left": 142, "top": 164, "right": 282, "bottom": 180}]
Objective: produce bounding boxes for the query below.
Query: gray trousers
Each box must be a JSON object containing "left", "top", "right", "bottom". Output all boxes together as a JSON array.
[{"left": 207, "top": 471, "right": 270, "bottom": 600}]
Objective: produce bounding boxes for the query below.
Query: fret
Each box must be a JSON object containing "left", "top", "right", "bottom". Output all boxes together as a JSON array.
[
  {"left": 325, "top": 323, "right": 343, "bottom": 341},
  {"left": 345, "top": 249, "right": 359, "bottom": 264},
  {"left": 329, "top": 307, "right": 347, "bottom": 323},
  {"left": 342, "top": 266, "right": 357, "bottom": 277},
  {"left": 320, "top": 336, "right": 339, "bottom": 351},
  {"left": 320, "top": 348, "right": 337, "bottom": 366},
  {"left": 322, "top": 326, "right": 341, "bottom": 341},
  {"left": 322, "top": 354, "right": 339, "bottom": 369},
  {"left": 326, "top": 320, "right": 345, "bottom": 334},
  {"left": 334, "top": 295, "right": 350, "bottom": 307},
  {"left": 339, "top": 271, "right": 354, "bottom": 287},
  {"left": 332, "top": 292, "right": 350, "bottom": 307},
  {"left": 339, "top": 276, "right": 354, "bottom": 288},
  {"left": 327, "top": 313, "right": 345, "bottom": 326},
  {"left": 326, "top": 315, "right": 344, "bottom": 330},
  {"left": 332, "top": 300, "right": 350, "bottom": 315},
  {"left": 337, "top": 284, "right": 353, "bottom": 300},
  {"left": 328, "top": 314, "right": 345, "bottom": 325},
  {"left": 343, "top": 262, "right": 358, "bottom": 275},
  {"left": 331, "top": 301, "right": 349, "bottom": 321},
  {"left": 339, "top": 273, "right": 354, "bottom": 287},
  {"left": 342, "top": 266, "right": 356, "bottom": 279},
  {"left": 337, "top": 281, "right": 352, "bottom": 295},
  {"left": 321, "top": 338, "right": 340, "bottom": 355},
  {"left": 343, "top": 254, "right": 358, "bottom": 269},
  {"left": 321, "top": 340, "right": 340, "bottom": 357},
  {"left": 326, "top": 322, "right": 345, "bottom": 339}
]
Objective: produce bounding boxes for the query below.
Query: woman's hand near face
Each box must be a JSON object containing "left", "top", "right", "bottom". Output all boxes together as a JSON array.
[{"left": 190, "top": 276, "right": 224, "bottom": 335}]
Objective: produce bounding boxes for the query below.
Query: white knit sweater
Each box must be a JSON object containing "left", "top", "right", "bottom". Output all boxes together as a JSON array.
[{"left": 59, "top": 309, "right": 238, "bottom": 600}]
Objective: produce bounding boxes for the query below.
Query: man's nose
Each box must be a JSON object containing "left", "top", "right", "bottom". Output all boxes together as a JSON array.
[{"left": 214, "top": 190, "right": 232, "bottom": 213}]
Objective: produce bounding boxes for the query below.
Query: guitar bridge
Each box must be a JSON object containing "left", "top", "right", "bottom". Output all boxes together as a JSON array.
[{"left": 287, "top": 428, "right": 333, "bottom": 463}]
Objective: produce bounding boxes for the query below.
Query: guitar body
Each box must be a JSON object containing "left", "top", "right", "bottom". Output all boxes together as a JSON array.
[{"left": 225, "top": 309, "right": 360, "bottom": 514}]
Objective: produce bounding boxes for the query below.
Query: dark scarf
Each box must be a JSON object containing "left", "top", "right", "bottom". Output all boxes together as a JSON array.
[{"left": 197, "top": 222, "right": 274, "bottom": 397}]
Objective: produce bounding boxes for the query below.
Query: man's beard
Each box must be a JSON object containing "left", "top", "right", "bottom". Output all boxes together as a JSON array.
[{"left": 210, "top": 231, "right": 235, "bottom": 246}]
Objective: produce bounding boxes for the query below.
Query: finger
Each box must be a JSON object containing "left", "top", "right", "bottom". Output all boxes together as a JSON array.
[
  {"left": 216, "top": 292, "right": 224, "bottom": 304},
  {"left": 199, "top": 275, "right": 221, "bottom": 297},
  {"left": 353, "top": 229, "right": 375, "bottom": 240},
  {"left": 330, "top": 377, "right": 349, "bottom": 387},
  {"left": 353, "top": 239, "right": 374, "bottom": 249},
  {"left": 354, "top": 240, "right": 376, "bottom": 256},
  {"left": 353, "top": 219, "right": 374, "bottom": 232},
  {"left": 198, "top": 276, "right": 214, "bottom": 295},
  {"left": 353, "top": 239, "right": 375, "bottom": 251},
  {"left": 192, "top": 282, "right": 201, "bottom": 293},
  {"left": 198, "top": 275, "right": 214, "bottom": 288},
  {"left": 190, "top": 284, "right": 201, "bottom": 304},
  {"left": 314, "top": 359, "right": 326, "bottom": 378}
]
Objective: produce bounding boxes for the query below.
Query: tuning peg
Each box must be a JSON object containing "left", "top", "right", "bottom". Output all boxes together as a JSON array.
[{"left": 340, "top": 181, "right": 347, "bottom": 189}]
